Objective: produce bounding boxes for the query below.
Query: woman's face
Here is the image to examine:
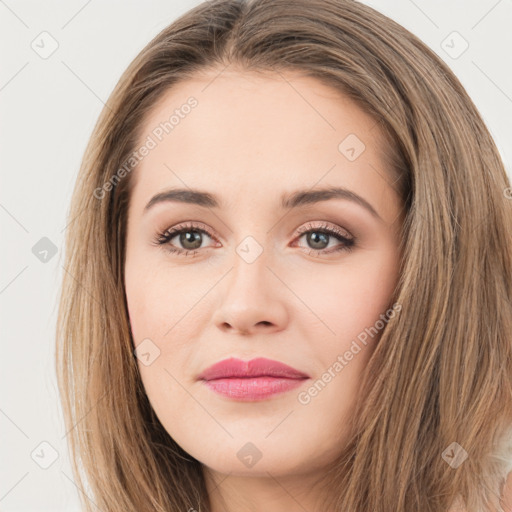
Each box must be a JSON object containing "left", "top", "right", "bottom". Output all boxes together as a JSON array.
[{"left": 124, "top": 69, "right": 404, "bottom": 480}]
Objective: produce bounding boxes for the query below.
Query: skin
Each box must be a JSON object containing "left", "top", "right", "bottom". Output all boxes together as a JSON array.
[
  {"left": 504, "top": 473, "right": 512, "bottom": 511},
  {"left": 124, "top": 68, "right": 405, "bottom": 512}
]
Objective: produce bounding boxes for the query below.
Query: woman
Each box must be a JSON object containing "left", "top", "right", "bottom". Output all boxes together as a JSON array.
[{"left": 55, "top": 0, "right": 512, "bottom": 510}]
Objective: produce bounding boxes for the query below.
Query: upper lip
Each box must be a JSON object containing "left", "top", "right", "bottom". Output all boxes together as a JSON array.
[{"left": 198, "top": 357, "right": 310, "bottom": 381}]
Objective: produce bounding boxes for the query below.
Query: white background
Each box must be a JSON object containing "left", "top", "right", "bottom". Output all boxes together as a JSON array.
[{"left": 1, "top": 1, "right": 511, "bottom": 510}]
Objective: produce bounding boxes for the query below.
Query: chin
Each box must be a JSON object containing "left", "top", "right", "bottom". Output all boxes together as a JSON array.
[{"left": 192, "top": 438, "right": 314, "bottom": 478}]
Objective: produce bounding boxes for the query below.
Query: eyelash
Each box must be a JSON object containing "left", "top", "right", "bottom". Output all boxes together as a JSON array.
[{"left": 152, "top": 221, "right": 356, "bottom": 258}]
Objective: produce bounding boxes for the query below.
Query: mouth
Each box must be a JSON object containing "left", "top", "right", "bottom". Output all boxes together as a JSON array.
[{"left": 198, "top": 357, "right": 310, "bottom": 401}]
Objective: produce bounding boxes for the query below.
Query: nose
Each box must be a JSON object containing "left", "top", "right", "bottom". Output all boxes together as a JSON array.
[{"left": 211, "top": 245, "right": 289, "bottom": 336}]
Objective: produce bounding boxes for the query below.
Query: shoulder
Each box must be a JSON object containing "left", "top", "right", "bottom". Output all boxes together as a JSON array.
[
  {"left": 450, "top": 472, "right": 512, "bottom": 512},
  {"left": 503, "top": 471, "right": 512, "bottom": 512}
]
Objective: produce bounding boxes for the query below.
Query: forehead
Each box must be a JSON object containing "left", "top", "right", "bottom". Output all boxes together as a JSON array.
[
  {"left": 128, "top": 68, "right": 396, "bottom": 218},
  {"left": 138, "top": 68, "right": 383, "bottom": 157}
]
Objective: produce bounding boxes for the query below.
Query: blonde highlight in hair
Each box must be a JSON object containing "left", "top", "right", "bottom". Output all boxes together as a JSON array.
[{"left": 55, "top": 1, "right": 512, "bottom": 510}]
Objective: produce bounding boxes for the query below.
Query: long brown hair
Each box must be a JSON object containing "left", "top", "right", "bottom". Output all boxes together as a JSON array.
[{"left": 55, "top": 0, "right": 512, "bottom": 510}]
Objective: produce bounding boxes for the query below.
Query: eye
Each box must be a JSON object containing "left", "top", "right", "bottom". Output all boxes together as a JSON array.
[
  {"left": 152, "top": 221, "right": 219, "bottom": 257},
  {"left": 293, "top": 222, "right": 355, "bottom": 256},
  {"left": 152, "top": 221, "right": 356, "bottom": 257}
]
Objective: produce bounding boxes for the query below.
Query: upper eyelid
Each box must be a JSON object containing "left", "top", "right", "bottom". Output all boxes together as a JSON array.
[{"left": 295, "top": 221, "right": 353, "bottom": 239}]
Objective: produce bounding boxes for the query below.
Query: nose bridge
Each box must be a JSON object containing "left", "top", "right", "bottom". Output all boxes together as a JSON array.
[
  {"left": 226, "top": 195, "right": 274, "bottom": 271},
  {"left": 210, "top": 224, "right": 289, "bottom": 334},
  {"left": 217, "top": 191, "right": 287, "bottom": 295},
  {"left": 229, "top": 230, "right": 271, "bottom": 294},
  {"left": 224, "top": 193, "right": 292, "bottom": 296}
]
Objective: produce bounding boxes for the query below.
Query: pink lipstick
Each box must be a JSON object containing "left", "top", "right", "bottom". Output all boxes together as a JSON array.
[{"left": 198, "top": 357, "right": 309, "bottom": 401}]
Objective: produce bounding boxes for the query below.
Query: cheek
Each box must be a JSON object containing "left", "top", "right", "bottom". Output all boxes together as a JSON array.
[
  {"left": 124, "top": 252, "right": 184, "bottom": 343},
  {"left": 290, "top": 246, "right": 399, "bottom": 344},
  {"left": 124, "top": 268, "right": 192, "bottom": 420},
  {"left": 124, "top": 268, "right": 151, "bottom": 345},
  {"left": 124, "top": 261, "right": 207, "bottom": 384},
  {"left": 124, "top": 259, "right": 172, "bottom": 353},
  {"left": 342, "top": 253, "right": 399, "bottom": 326}
]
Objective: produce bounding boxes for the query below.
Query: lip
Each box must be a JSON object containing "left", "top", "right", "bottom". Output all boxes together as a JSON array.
[{"left": 198, "top": 357, "right": 310, "bottom": 401}]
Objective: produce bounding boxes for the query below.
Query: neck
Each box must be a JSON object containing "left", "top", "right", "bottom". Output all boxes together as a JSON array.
[{"left": 203, "top": 466, "right": 329, "bottom": 512}]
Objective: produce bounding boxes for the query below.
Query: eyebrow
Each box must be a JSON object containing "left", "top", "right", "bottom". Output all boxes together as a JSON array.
[{"left": 143, "top": 186, "right": 382, "bottom": 220}]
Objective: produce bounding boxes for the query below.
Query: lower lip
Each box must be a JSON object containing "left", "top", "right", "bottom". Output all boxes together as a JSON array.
[{"left": 202, "top": 377, "right": 307, "bottom": 401}]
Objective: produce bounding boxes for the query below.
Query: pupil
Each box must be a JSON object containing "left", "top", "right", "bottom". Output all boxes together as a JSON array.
[
  {"left": 308, "top": 231, "right": 328, "bottom": 249},
  {"left": 180, "top": 230, "right": 202, "bottom": 250}
]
